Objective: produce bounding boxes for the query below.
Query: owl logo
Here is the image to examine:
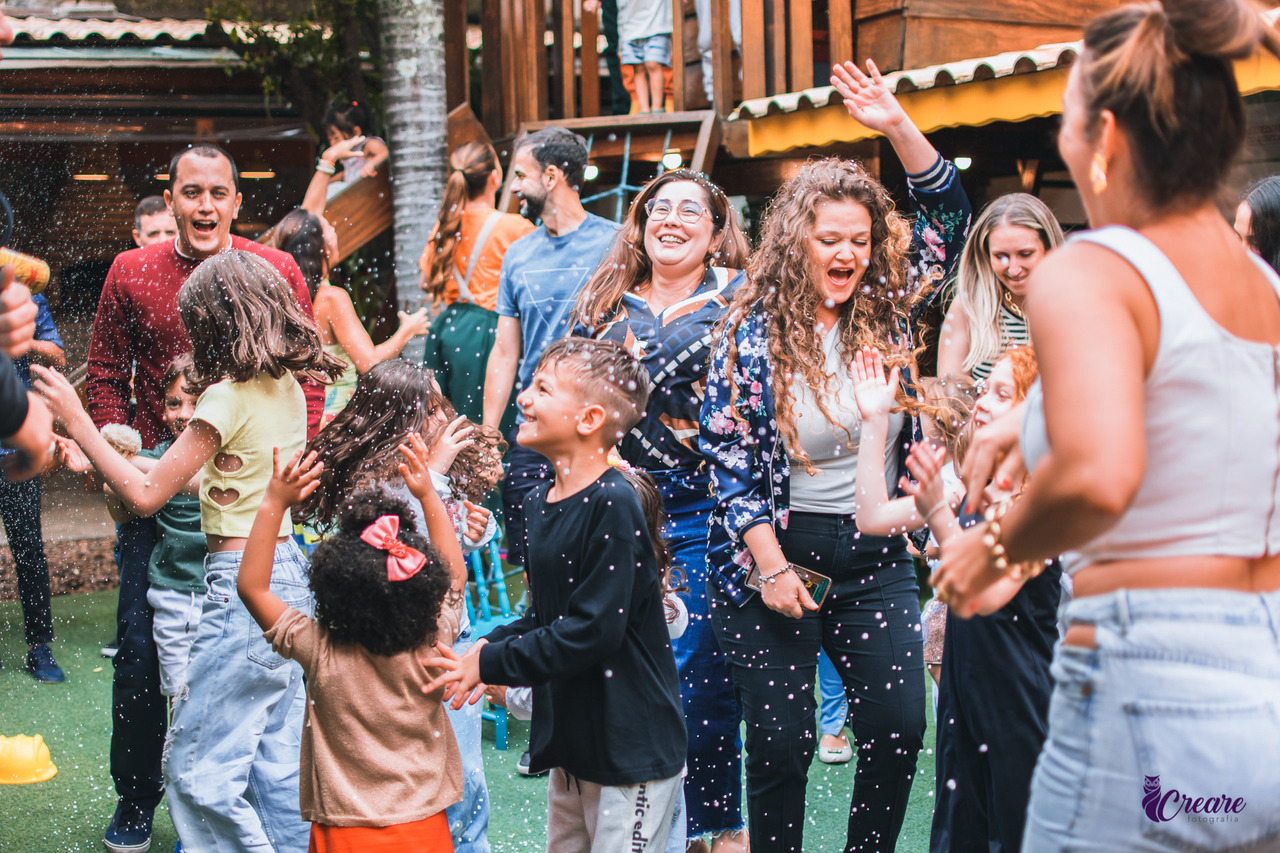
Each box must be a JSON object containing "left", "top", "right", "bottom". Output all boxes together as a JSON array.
[{"left": 1143, "top": 775, "right": 1164, "bottom": 822}]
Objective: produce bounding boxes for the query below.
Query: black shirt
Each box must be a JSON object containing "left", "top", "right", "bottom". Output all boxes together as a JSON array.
[
  {"left": 478, "top": 467, "right": 686, "bottom": 785},
  {"left": 0, "top": 353, "right": 29, "bottom": 438}
]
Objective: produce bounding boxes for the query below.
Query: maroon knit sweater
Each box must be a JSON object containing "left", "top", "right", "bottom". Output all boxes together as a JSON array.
[{"left": 86, "top": 236, "right": 324, "bottom": 448}]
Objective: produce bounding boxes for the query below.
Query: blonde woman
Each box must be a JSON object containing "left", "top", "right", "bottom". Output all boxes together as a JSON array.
[{"left": 937, "top": 194, "right": 1064, "bottom": 379}]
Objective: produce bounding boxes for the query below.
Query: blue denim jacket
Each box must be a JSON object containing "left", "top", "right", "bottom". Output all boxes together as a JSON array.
[{"left": 699, "top": 155, "right": 971, "bottom": 606}]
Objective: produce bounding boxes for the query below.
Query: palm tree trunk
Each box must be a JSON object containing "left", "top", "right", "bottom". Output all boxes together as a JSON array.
[{"left": 378, "top": 0, "right": 447, "bottom": 361}]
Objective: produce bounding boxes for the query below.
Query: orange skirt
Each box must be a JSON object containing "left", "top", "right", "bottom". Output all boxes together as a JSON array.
[{"left": 309, "top": 813, "right": 453, "bottom": 853}]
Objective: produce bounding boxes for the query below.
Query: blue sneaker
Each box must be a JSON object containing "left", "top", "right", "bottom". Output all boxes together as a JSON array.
[
  {"left": 24, "top": 644, "right": 64, "bottom": 683},
  {"left": 104, "top": 801, "right": 153, "bottom": 853}
]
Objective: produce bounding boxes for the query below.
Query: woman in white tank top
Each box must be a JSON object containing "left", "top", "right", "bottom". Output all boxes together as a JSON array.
[{"left": 930, "top": 1, "right": 1280, "bottom": 851}]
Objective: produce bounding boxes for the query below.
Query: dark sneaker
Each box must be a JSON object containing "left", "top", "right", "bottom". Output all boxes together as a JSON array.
[
  {"left": 24, "top": 644, "right": 65, "bottom": 683},
  {"left": 104, "top": 801, "right": 153, "bottom": 853},
  {"left": 516, "top": 748, "right": 548, "bottom": 777}
]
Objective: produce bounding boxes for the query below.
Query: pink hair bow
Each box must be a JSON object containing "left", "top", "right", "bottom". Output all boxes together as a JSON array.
[{"left": 360, "top": 515, "right": 427, "bottom": 581}]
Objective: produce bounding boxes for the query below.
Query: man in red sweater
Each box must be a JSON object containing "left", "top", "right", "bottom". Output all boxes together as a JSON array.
[{"left": 88, "top": 143, "right": 324, "bottom": 853}]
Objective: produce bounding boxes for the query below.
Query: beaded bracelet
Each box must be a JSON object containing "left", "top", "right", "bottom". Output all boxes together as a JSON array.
[
  {"left": 982, "top": 500, "right": 1046, "bottom": 581},
  {"left": 316, "top": 158, "right": 337, "bottom": 175},
  {"left": 758, "top": 565, "right": 794, "bottom": 584}
]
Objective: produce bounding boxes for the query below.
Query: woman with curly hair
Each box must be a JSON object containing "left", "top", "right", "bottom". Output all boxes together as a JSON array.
[
  {"left": 937, "top": 194, "right": 1064, "bottom": 379},
  {"left": 572, "top": 168, "right": 750, "bottom": 853},
  {"left": 699, "top": 60, "right": 970, "bottom": 853}
]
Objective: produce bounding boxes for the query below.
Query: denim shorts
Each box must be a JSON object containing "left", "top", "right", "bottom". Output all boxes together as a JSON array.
[
  {"left": 1023, "top": 588, "right": 1280, "bottom": 853},
  {"left": 620, "top": 34, "right": 672, "bottom": 66}
]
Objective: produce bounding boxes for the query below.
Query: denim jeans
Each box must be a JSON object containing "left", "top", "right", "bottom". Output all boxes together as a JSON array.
[
  {"left": 446, "top": 634, "right": 491, "bottom": 853},
  {"left": 111, "top": 517, "right": 167, "bottom": 815},
  {"left": 1023, "top": 588, "right": 1280, "bottom": 853},
  {"left": 165, "top": 541, "right": 312, "bottom": 853},
  {"left": 652, "top": 468, "right": 743, "bottom": 837},
  {"left": 710, "top": 512, "right": 926, "bottom": 853},
  {"left": 818, "top": 650, "right": 849, "bottom": 738},
  {"left": 0, "top": 475, "right": 53, "bottom": 645}
]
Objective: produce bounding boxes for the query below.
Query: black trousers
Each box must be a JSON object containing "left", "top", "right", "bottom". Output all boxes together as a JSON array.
[
  {"left": 710, "top": 512, "right": 927, "bottom": 853},
  {"left": 929, "top": 565, "right": 1062, "bottom": 853},
  {"left": 0, "top": 475, "right": 53, "bottom": 646},
  {"left": 110, "top": 516, "right": 167, "bottom": 813}
]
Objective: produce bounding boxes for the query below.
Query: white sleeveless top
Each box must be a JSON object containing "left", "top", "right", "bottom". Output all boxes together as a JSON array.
[{"left": 1021, "top": 226, "right": 1280, "bottom": 570}]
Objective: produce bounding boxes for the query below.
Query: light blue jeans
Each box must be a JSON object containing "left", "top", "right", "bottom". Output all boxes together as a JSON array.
[
  {"left": 1023, "top": 588, "right": 1280, "bottom": 853},
  {"left": 817, "top": 650, "right": 848, "bottom": 738},
  {"left": 165, "top": 541, "right": 312, "bottom": 853},
  {"left": 446, "top": 632, "right": 491, "bottom": 853}
]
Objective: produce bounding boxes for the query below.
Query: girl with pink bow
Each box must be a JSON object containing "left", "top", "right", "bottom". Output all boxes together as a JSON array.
[{"left": 237, "top": 441, "right": 466, "bottom": 851}]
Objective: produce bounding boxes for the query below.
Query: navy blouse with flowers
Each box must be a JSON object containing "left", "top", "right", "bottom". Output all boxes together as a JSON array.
[
  {"left": 586, "top": 266, "right": 743, "bottom": 473},
  {"left": 699, "top": 155, "right": 971, "bottom": 606}
]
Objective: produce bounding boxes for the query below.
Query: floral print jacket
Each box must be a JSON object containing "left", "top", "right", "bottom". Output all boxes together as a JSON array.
[{"left": 699, "top": 155, "right": 971, "bottom": 606}]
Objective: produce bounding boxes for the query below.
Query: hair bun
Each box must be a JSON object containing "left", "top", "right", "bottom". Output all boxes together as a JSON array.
[{"left": 1163, "top": 0, "right": 1280, "bottom": 61}]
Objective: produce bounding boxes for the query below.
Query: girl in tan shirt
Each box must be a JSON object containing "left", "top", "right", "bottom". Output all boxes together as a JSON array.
[{"left": 237, "top": 437, "right": 467, "bottom": 852}]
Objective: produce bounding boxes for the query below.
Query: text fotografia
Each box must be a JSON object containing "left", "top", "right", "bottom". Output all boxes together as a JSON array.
[{"left": 1143, "top": 775, "right": 1245, "bottom": 823}]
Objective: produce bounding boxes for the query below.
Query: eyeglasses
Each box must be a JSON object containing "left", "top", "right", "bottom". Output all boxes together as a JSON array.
[{"left": 644, "top": 198, "right": 712, "bottom": 225}]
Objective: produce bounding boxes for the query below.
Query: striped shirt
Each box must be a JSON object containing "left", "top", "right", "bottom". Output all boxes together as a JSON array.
[{"left": 972, "top": 303, "right": 1030, "bottom": 381}]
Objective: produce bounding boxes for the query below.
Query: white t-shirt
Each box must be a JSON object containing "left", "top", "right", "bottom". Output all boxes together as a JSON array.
[{"left": 619, "top": 0, "right": 672, "bottom": 42}]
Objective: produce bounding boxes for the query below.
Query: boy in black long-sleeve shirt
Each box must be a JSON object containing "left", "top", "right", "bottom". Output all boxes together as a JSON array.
[{"left": 425, "top": 337, "right": 685, "bottom": 852}]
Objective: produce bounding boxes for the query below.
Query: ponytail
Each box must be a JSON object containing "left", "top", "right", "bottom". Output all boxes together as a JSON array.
[
  {"left": 1080, "top": 0, "right": 1280, "bottom": 208},
  {"left": 422, "top": 142, "right": 500, "bottom": 302}
]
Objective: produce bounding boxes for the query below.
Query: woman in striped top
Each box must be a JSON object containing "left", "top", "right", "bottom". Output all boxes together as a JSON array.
[{"left": 938, "top": 194, "right": 1062, "bottom": 380}]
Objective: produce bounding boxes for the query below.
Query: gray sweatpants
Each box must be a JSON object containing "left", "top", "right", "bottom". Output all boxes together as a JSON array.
[{"left": 546, "top": 767, "right": 682, "bottom": 853}]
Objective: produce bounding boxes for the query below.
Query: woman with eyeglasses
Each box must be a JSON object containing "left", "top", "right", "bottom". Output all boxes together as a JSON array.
[
  {"left": 698, "top": 61, "right": 970, "bottom": 853},
  {"left": 572, "top": 169, "right": 751, "bottom": 853}
]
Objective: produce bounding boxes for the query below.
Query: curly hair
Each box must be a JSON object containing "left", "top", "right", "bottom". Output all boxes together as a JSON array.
[
  {"left": 716, "top": 158, "right": 918, "bottom": 471},
  {"left": 299, "top": 359, "right": 452, "bottom": 532},
  {"left": 572, "top": 169, "right": 750, "bottom": 328},
  {"left": 447, "top": 423, "right": 507, "bottom": 504},
  {"left": 309, "top": 488, "right": 451, "bottom": 656},
  {"left": 917, "top": 374, "right": 977, "bottom": 456},
  {"left": 178, "top": 250, "right": 346, "bottom": 393}
]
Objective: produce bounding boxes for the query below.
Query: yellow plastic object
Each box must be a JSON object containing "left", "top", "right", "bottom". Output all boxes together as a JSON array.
[{"left": 0, "top": 735, "right": 58, "bottom": 784}]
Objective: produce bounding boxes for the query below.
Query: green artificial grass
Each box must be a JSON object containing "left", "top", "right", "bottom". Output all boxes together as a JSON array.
[{"left": 0, "top": 590, "right": 939, "bottom": 852}]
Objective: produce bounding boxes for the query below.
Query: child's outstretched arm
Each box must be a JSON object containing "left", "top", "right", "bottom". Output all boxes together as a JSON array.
[
  {"left": 399, "top": 431, "right": 467, "bottom": 591},
  {"left": 32, "top": 365, "right": 215, "bottom": 517},
  {"left": 238, "top": 448, "right": 324, "bottom": 632},
  {"left": 902, "top": 442, "right": 960, "bottom": 546},
  {"left": 851, "top": 348, "right": 925, "bottom": 536},
  {"left": 359, "top": 137, "right": 389, "bottom": 178}
]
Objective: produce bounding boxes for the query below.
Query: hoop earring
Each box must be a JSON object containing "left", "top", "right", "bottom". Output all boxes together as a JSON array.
[{"left": 1090, "top": 154, "right": 1108, "bottom": 196}]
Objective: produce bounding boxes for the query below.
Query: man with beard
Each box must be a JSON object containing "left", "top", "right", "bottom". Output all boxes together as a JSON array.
[{"left": 482, "top": 126, "right": 616, "bottom": 614}]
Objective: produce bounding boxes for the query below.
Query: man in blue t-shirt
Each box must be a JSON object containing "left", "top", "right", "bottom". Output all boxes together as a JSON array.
[{"left": 482, "top": 127, "right": 618, "bottom": 577}]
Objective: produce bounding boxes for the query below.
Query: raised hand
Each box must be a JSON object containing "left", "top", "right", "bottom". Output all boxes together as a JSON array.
[
  {"left": 321, "top": 135, "right": 366, "bottom": 165},
  {"left": 420, "top": 638, "right": 488, "bottom": 709},
  {"left": 427, "top": 416, "right": 476, "bottom": 475},
  {"left": 30, "top": 364, "right": 86, "bottom": 427},
  {"left": 851, "top": 347, "right": 900, "bottom": 422},
  {"left": 265, "top": 447, "right": 324, "bottom": 508},
  {"left": 398, "top": 431, "right": 436, "bottom": 500},
  {"left": 831, "top": 59, "right": 909, "bottom": 136},
  {"left": 463, "top": 501, "right": 490, "bottom": 542}
]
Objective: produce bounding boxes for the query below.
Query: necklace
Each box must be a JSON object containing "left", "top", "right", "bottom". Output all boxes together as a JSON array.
[{"left": 1002, "top": 287, "right": 1025, "bottom": 319}]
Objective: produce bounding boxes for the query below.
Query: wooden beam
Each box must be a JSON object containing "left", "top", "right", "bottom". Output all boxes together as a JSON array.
[
  {"left": 788, "top": 0, "right": 813, "bottom": 92},
  {"left": 671, "top": 0, "right": 686, "bottom": 111},
  {"left": 581, "top": 1, "right": 601, "bottom": 116},
  {"left": 828, "top": 0, "right": 854, "bottom": 72},
  {"left": 498, "top": 127, "right": 530, "bottom": 214},
  {"left": 531, "top": 0, "right": 550, "bottom": 122},
  {"left": 766, "top": 0, "right": 787, "bottom": 94},
  {"left": 690, "top": 113, "right": 723, "bottom": 174},
  {"left": 324, "top": 171, "right": 394, "bottom": 263},
  {"left": 447, "top": 103, "right": 493, "bottom": 152},
  {"left": 481, "top": 0, "right": 507, "bottom": 135},
  {"left": 552, "top": 0, "right": 575, "bottom": 118},
  {"left": 740, "top": 0, "right": 766, "bottom": 100},
  {"left": 444, "top": 0, "right": 469, "bottom": 111},
  {"left": 710, "top": 0, "right": 735, "bottom": 114}
]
